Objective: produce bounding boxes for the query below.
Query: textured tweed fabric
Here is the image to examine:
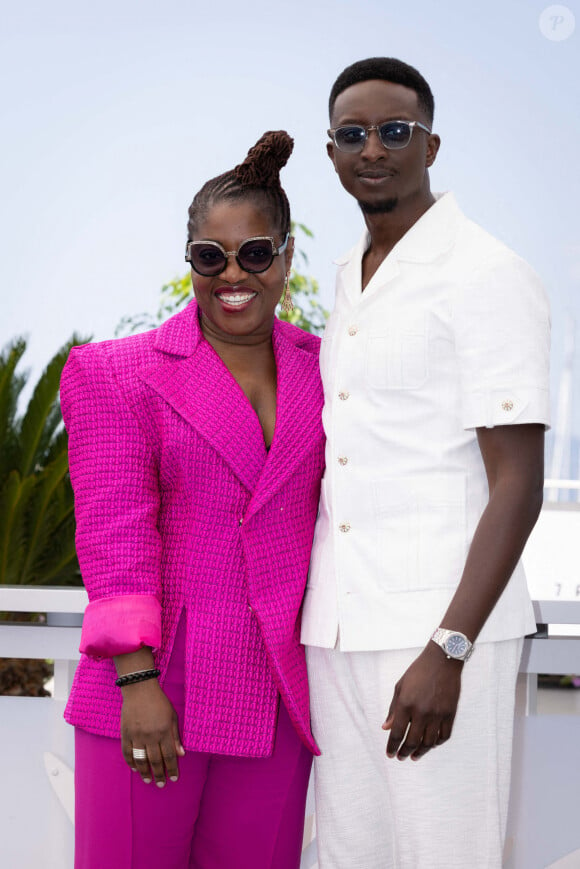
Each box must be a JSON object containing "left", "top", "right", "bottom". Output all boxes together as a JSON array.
[{"left": 60, "top": 301, "right": 325, "bottom": 757}]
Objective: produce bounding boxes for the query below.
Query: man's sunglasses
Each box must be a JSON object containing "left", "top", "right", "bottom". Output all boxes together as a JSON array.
[
  {"left": 328, "top": 120, "right": 432, "bottom": 153},
  {"left": 185, "top": 233, "right": 289, "bottom": 277}
]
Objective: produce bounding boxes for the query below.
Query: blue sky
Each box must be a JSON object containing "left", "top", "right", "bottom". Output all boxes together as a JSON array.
[{"left": 1, "top": 0, "right": 579, "bottom": 448}]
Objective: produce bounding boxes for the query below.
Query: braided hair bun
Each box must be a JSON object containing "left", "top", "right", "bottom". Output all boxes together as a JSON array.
[
  {"left": 233, "top": 131, "right": 294, "bottom": 188},
  {"left": 187, "top": 130, "right": 294, "bottom": 239}
]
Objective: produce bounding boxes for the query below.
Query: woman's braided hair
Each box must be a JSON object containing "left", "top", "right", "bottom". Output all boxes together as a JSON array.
[{"left": 187, "top": 131, "right": 293, "bottom": 241}]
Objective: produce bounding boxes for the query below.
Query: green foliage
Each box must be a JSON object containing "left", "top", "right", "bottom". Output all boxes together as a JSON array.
[
  {"left": 116, "top": 222, "right": 328, "bottom": 337},
  {"left": 0, "top": 337, "right": 86, "bottom": 585}
]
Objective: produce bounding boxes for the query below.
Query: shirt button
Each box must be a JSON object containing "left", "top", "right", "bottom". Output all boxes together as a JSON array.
[
  {"left": 338, "top": 391, "right": 350, "bottom": 401},
  {"left": 338, "top": 456, "right": 348, "bottom": 466},
  {"left": 501, "top": 399, "right": 514, "bottom": 411},
  {"left": 348, "top": 325, "right": 358, "bottom": 336},
  {"left": 339, "top": 522, "right": 351, "bottom": 533}
]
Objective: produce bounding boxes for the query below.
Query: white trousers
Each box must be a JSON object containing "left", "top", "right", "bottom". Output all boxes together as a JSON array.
[{"left": 306, "top": 639, "right": 523, "bottom": 869}]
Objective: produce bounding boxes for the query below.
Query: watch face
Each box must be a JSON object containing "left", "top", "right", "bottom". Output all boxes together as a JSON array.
[{"left": 444, "top": 634, "right": 468, "bottom": 658}]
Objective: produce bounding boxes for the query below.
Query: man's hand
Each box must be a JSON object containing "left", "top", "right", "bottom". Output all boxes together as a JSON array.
[
  {"left": 120, "top": 679, "right": 185, "bottom": 786},
  {"left": 382, "top": 642, "right": 462, "bottom": 761}
]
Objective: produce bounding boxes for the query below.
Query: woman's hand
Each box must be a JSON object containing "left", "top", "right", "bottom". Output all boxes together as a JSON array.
[
  {"left": 120, "top": 679, "right": 185, "bottom": 786},
  {"left": 382, "top": 642, "right": 462, "bottom": 761}
]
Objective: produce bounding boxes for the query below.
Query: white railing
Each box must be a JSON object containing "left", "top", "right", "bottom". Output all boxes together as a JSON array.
[
  {"left": 544, "top": 479, "right": 580, "bottom": 491},
  {"left": 518, "top": 599, "right": 580, "bottom": 715},
  {"left": 0, "top": 586, "right": 87, "bottom": 701},
  {"left": 544, "top": 477, "right": 580, "bottom": 507},
  {"left": 0, "top": 585, "right": 87, "bottom": 869},
  {"left": 1, "top": 586, "right": 579, "bottom": 869},
  {"left": 506, "top": 599, "right": 580, "bottom": 869}
]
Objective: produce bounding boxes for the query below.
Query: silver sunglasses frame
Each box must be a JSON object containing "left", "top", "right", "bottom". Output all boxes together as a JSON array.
[
  {"left": 327, "top": 120, "right": 432, "bottom": 152},
  {"left": 185, "top": 232, "right": 289, "bottom": 275}
]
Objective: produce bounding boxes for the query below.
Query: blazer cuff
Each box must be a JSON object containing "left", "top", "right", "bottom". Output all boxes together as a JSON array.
[{"left": 79, "top": 594, "right": 162, "bottom": 657}]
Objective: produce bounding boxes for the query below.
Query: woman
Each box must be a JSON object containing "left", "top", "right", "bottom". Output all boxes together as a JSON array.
[{"left": 61, "top": 131, "right": 325, "bottom": 868}]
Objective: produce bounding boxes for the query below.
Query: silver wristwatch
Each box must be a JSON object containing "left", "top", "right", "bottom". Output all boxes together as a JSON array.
[{"left": 430, "top": 628, "right": 474, "bottom": 661}]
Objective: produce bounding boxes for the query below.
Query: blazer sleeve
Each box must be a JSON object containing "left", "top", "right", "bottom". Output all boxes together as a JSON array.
[{"left": 61, "top": 343, "right": 162, "bottom": 657}]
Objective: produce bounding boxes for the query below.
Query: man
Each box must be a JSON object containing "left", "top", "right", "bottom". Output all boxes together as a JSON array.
[{"left": 301, "top": 57, "right": 550, "bottom": 868}]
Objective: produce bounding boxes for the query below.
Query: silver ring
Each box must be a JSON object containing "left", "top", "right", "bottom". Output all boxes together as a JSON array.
[{"left": 132, "top": 747, "right": 147, "bottom": 760}]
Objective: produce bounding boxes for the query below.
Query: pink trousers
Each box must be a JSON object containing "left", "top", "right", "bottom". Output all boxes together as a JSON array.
[{"left": 74, "top": 621, "right": 312, "bottom": 868}]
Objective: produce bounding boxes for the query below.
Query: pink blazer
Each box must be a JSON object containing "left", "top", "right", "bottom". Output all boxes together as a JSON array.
[{"left": 60, "top": 301, "right": 325, "bottom": 757}]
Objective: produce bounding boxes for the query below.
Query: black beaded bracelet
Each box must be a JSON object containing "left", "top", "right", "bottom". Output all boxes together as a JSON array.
[{"left": 115, "top": 668, "right": 160, "bottom": 688}]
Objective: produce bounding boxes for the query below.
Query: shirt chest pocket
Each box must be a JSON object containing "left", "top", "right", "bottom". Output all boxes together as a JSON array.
[{"left": 365, "top": 314, "right": 429, "bottom": 390}]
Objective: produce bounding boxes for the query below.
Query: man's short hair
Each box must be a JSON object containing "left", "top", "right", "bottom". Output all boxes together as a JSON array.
[{"left": 329, "top": 57, "right": 435, "bottom": 125}]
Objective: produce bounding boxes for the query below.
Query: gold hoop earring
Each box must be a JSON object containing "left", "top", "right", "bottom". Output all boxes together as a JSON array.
[{"left": 281, "top": 272, "right": 294, "bottom": 313}]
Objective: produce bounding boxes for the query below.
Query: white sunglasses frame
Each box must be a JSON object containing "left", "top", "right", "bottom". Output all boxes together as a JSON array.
[{"left": 327, "top": 120, "right": 432, "bottom": 152}]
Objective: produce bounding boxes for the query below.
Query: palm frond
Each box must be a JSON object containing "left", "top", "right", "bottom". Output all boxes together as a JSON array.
[
  {"left": 0, "top": 335, "right": 84, "bottom": 587},
  {"left": 18, "top": 335, "right": 86, "bottom": 476},
  {"left": 44, "top": 426, "right": 69, "bottom": 466},
  {"left": 18, "top": 451, "right": 71, "bottom": 583},
  {"left": 0, "top": 339, "right": 28, "bottom": 484},
  {"left": 0, "top": 470, "right": 36, "bottom": 584},
  {"left": 32, "top": 529, "right": 81, "bottom": 585}
]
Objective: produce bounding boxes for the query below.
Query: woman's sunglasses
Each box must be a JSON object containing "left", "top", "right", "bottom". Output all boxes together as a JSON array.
[
  {"left": 328, "top": 120, "right": 432, "bottom": 153},
  {"left": 185, "top": 233, "right": 289, "bottom": 277}
]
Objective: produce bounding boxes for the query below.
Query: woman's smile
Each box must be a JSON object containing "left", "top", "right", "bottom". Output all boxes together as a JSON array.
[{"left": 214, "top": 286, "right": 259, "bottom": 311}]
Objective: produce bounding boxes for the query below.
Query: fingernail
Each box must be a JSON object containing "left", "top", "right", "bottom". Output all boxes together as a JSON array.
[
  {"left": 170, "top": 776, "right": 178, "bottom": 782},
  {"left": 156, "top": 781, "right": 165, "bottom": 789},
  {"left": 143, "top": 778, "right": 151, "bottom": 784},
  {"left": 131, "top": 767, "right": 137, "bottom": 772}
]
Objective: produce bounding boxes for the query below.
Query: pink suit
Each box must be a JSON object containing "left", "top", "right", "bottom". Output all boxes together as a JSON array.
[{"left": 60, "top": 301, "right": 325, "bottom": 866}]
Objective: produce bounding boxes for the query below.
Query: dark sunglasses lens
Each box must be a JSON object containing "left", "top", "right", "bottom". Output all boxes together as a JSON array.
[
  {"left": 237, "top": 240, "right": 274, "bottom": 273},
  {"left": 379, "top": 122, "right": 412, "bottom": 149},
  {"left": 334, "top": 126, "right": 366, "bottom": 152},
  {"left": 189, "top": 243, "right": 226, "bottom": 275}
]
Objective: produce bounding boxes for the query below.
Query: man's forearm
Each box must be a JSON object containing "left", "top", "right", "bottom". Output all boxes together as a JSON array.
[{"left": 439, "top": 472, "right": 543, "bottom": 641}]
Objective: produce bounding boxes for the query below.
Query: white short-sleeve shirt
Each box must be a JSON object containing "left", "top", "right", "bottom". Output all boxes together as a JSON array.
[{"left": 301, "top": 193, "right": 550, "bottom": 652}]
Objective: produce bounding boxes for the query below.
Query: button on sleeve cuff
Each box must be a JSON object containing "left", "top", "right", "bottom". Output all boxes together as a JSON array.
[{"left": 461, "top": 386, "right": 551, "bottom": 430}]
